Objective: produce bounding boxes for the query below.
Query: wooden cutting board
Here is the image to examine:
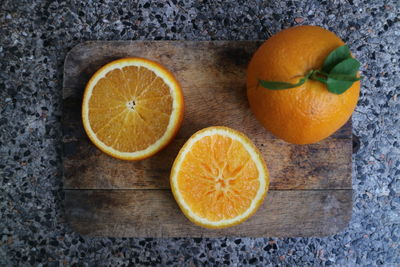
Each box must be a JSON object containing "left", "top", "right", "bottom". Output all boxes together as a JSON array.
[{"left": 62, "top": 41, "right": 353, "bottom": 237}]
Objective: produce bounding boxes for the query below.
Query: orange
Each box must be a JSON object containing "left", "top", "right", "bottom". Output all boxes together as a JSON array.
[
  {"left": 82, "top": 58, "right": 184, "bottom": 160},
  {"left": 247, "top": 25, "right": 360, "bottom": 144},
  {"left": 170, "top": 126, "right": 269, "bottom": 229}
]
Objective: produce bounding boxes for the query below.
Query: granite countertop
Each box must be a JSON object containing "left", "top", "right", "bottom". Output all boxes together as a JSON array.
[{"left": 1, "top": 0, "right": 399, "bottom": 265}]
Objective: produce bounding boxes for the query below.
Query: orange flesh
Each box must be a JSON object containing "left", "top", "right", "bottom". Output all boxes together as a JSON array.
[
  {"left": 177, "top": 134, "right": 260, "bottom": 222},
  {"left": 88, "top": 66, "right": 173, "bottom": 152}
]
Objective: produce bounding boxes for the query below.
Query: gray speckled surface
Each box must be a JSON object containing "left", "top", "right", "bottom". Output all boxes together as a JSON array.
[{"left": 0, "top": 0, "right": 399, "bottom": 266}]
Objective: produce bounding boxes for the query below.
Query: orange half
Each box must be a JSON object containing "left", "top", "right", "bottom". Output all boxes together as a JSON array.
[
  {"left": 170, "top": 126, "right": 270, "bottom": 229},
  {"left": 82, "top": 58, "right": 184, "bottom": 160}
]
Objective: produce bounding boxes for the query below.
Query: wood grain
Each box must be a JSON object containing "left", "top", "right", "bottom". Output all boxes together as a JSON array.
[
  {"left": 63, "top": 41, "right": 352, "bottom": 190},
  {"left": 65, "top": 189, "right": 352, "bottom": 237},
  {"left": 63, "top": 41, "right": 353, "bottom": 237}
]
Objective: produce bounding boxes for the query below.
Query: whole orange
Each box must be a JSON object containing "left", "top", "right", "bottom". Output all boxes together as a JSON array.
[{"left": 247, "top": 25, "right": 360, "bottom": 144}]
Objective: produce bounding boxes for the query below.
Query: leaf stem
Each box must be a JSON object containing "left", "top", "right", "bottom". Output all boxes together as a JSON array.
[
  {"left": 257, "top": 45, "right": 361, "bottom": 94},
  {"left": 310, "top": 70, "right": 328, "bottom": 84}
]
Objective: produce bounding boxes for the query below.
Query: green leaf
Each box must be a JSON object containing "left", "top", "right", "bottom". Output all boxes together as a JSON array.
[
  {"left": 329, "top": 57, "right": 360, "bottom": 76},
  {"left": 259, "top": 70, "right": 313, "bottom": 90},
  {"left": 258, "top": 45, "right": 361, "bottom": 94},
  {"left": 325, "top": 57, "right": 360, "bottom": 94},
  {"left": 326, "top": 78, "right": 354, "bottom": 94},
  {"left": 328, "top": 73, "right": 360, "bottom": 82},
  {"left": 259, "top": 80, "right": 304, "bottom": 90},
  {"left": 322, "top": 45, "right": 351, "bottom": 73}
]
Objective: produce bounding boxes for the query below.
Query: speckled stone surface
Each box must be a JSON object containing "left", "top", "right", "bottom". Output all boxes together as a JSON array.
[{"left": 0, "top": 0, "right": 399, "bottom": 265}]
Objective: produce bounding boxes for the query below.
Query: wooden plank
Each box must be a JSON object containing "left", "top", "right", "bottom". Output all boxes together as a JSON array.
[
  {"left": 62, "top": 41, "right": 352, "bottom": 190},
  {"left": 63, "top": 41, "right": 353, "bottom": 237},
  {"left": 63, "top": 128, "right": 352, "bottom": 190},
  {"left": 65, "top": 189, "right": 352, "bottom": 237},
  {"left": 63, "top": 41, "right": 262, "bottom": 96}
]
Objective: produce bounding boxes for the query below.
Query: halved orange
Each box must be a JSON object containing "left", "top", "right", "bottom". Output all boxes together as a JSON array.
[
  {"left": 82, "top": 58, "right": 184, "bottom": 160},
  {"left": 170, "top": 126, "right": 269, "bottom": 229}
]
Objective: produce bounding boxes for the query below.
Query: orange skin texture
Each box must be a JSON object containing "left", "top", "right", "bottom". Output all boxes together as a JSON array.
[{"left": 247, "top": 25, "right": 360, "bottom": 144}]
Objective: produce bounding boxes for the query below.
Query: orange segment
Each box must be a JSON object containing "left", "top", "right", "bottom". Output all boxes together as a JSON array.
[
  {"left": 170, "top": 126, "right": 269, "bottom": 229},
  {"left": 82, "top": 58, "right": 184, "bottom": 160}
]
